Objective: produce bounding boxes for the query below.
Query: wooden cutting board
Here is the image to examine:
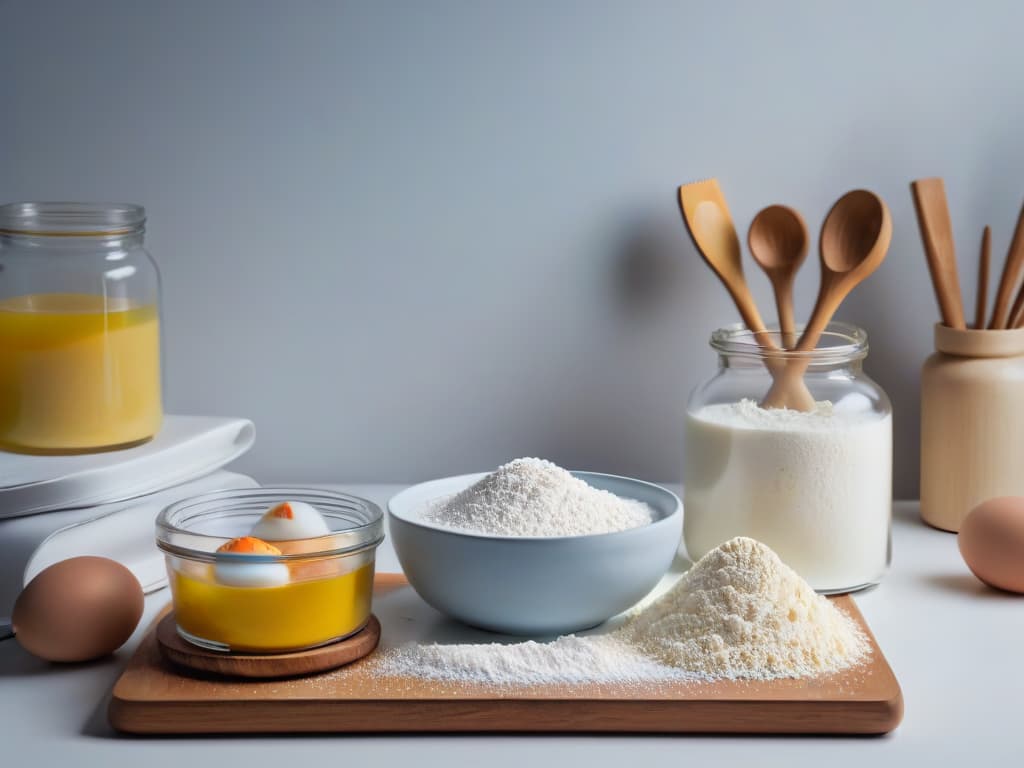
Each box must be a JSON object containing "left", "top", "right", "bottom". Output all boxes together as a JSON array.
[{"left": 109, "top": 573, "right": 903, "bottom": 735}]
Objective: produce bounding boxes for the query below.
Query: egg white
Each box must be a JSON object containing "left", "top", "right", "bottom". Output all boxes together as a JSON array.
[
  {"left": 214, "top": 562, "right": 290, "bottom": 588},
  {"left": 251, "top": 500, "right": 331, "bottom": 540}
]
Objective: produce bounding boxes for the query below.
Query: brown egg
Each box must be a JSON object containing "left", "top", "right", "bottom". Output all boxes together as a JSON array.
[
  {"left": 12, "top": 556, "right": 144, "bottom": 662},
  {"left": 959, "top": 497, "right": 1024, "bottom": 594}
]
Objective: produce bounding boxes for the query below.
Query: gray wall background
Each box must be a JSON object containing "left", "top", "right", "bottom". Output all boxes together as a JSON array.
[{"left": 3, "top": 0, "right": 1023, "bottom": 496}]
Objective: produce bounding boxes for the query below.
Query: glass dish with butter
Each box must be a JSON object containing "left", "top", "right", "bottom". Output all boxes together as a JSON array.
[{"left": 156, "top": 488, "right": 383, "bottom": 654}]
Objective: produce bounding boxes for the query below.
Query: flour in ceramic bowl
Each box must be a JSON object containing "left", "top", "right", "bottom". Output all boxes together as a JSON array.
[
  {"left": 684, "top": 398, "right": 892, "bottom": 592},
  {"left": 421, "top": 458, "right": 654, "bottom": 537}
]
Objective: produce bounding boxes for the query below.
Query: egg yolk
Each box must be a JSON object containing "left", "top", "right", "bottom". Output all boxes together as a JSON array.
[
  {"left": 216, "top": 536, "right": 282, "bottom": 555},
  {"left": 267, "top": 502, "right": 294, "bottom": 519}
]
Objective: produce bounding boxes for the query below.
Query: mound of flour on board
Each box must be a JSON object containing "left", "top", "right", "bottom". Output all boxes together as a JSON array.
[
  {"left": 421, "top": 457, "right": 654, "bottom": 537},
  {"left": 619, "top": 536, "right": 869, "bottom": 679},
  {"left": 373, "top": 537, "right": 869, "bottom": 685}
]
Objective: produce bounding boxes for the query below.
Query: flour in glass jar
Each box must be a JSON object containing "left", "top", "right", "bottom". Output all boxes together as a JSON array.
[{"left": 684, "top": 398, "right": 892, "bottom": 592}]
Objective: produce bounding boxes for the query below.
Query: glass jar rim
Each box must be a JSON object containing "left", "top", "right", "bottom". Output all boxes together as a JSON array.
[
  {"left": 0, "top": 202, "right": 145, "bottom": 236},
  {"left": 710, "top": 321, "right": 868, "bottom": 363},
  {"left": 156, "top": 487, "right": 384, "bottom": 562}
]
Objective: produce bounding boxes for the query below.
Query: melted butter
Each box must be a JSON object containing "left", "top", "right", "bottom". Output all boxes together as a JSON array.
[
  {"left": 0, "top": 293, "right": 161, "bottom": 452},
  {"left": 170, "top": 560, "right": 374, "bottom": 652}
]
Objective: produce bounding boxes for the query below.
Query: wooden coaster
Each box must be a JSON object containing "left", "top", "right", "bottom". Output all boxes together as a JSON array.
[{"left": 157, "top": 613, "right": 381, "bottom": 679}]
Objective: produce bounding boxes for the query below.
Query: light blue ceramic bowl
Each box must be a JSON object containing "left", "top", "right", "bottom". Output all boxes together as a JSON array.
[{"left": 387, "top": 471, "right": 682, "bottom": 636}]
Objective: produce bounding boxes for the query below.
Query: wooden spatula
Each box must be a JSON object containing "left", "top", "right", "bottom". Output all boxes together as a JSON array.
[{"left": 910, "top": 178, "right": 966, "bottom": 329}]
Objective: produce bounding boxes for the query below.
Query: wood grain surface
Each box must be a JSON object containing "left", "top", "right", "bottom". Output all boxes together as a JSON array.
[
  {"left": 156, "top": 613, "right": 381, "bottom": 679},
  {"left": 109, "top": 573, "right": 904, "bottom": 736}
]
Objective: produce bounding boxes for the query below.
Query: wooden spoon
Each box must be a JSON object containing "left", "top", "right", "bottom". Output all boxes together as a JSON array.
[
  {"left": 760, "top": 190, "right": 892, "bottom": 409},
  {"left": 678, "top": 179, "right": 814, "bottom": 411},
  {"left": 677, "top": 179, "right": 771, "bottom": 338},
  {"left": 748, "top": 205, "right": 809, "bottom": 349}
]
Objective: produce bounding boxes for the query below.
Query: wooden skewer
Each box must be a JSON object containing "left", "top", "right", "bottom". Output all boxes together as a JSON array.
[
  {"left": 1006, "top": 208, "right": 1024, "bottom": 327},
  {"left": 975, "top": 226, "right": 991, "bottom": 330},
  {"left": 1009, "top": 276, "right": 1024, "bottom": 328},
  {"left": 988, "top": 200, "right": 1024, "bottom": 329},
  {"left": 1010, "top": 293, "right": 1024, "bottom": 328}
]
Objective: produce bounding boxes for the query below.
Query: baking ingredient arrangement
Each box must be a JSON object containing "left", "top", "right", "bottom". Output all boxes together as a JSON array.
[
  {"left": 139, "top": 459, "right": 886, "bottom": 714},
  {"left": 15, "top": 176, "right": 1024, "bottom": 739}
]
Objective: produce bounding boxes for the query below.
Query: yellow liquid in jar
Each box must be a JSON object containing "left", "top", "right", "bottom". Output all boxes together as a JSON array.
[
  {"left": 171, "top": 562, "right": 375, "bottom": 652},
  {"left": 0, "top": 293, "right": 162, "bottom": 453}
]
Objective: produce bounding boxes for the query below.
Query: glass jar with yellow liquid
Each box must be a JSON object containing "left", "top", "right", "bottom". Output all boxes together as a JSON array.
[{"left": 0, "top": 203, "right": 162, "bottom": 453}]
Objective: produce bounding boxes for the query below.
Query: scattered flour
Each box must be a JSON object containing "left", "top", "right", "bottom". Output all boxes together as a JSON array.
[
  {"left": 422, "top": 457, "right": 654, "bottom": 537},
  {"left": 374, "top": 537, "right": 868, "bottom": 685},
  {"left": 376, "top": 634, "right": 671, "bottom": 685}
]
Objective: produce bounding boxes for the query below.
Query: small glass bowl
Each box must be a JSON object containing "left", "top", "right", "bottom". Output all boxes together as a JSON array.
[{"left": 156, "top": 488, "right": 384, "bottom": 653}]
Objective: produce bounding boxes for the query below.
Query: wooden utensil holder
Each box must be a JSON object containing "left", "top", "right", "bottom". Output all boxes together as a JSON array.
[{"left": 920, "top": 324, "right": 1024, "bottom": 531}]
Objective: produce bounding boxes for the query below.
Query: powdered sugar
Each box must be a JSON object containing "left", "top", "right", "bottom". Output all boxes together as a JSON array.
[{"left": 421, "top": 458, "right": 654, "bottom": 537}]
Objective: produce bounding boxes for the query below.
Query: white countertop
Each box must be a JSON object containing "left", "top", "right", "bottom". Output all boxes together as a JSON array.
[{"left": 0, "top": 488, "right": 1019, "bottom": 765}]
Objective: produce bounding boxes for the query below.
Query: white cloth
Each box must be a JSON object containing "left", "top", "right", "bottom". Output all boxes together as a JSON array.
[
  {"left": 0, "top": 470, "right": 258, "bottom": 618},
  {"left": 0, "top": 415, "right": 255, "bottom": 519}
]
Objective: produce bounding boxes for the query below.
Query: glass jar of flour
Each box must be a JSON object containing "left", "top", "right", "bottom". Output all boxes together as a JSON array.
[{"left": 683, "top": 322, "right": 892, "bottom": 593}]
